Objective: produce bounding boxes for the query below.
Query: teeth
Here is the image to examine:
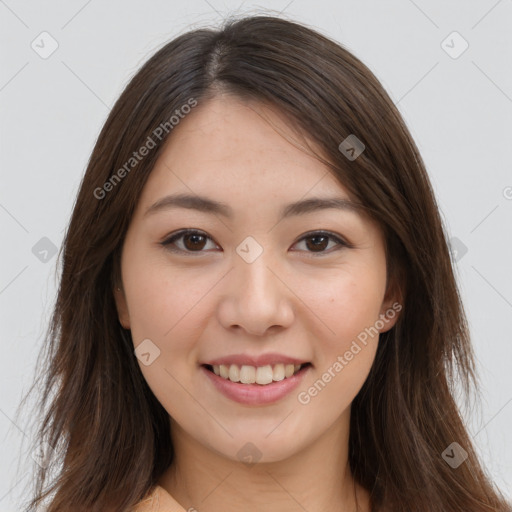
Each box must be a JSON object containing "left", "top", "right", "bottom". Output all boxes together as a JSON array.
[
  {"left": 273, "top": 363, "right": 285, "bottom": 381},
  {"left": 219, "top": 365, "right": 229, "bottom": 379},
  {"left": 211, "top": 363, "right": 305, "bottom": 385},
  {"left": 240, "top": 365, "right": 256, "bottom": 384},
  {"left": 255, "top": 365, "right": 273, "bottom": 385},
  {"left": 228, "top": 365, "right": 240, "bottom": 382}
]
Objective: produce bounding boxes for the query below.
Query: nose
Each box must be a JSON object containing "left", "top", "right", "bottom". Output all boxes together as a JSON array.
[{"left": 216, "top": 250, "right": 295, "bottom": 336}]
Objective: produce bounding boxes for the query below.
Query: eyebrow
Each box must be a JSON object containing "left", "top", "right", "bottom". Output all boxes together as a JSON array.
[{"left": 144, "top": 193, "right": 365, "bottom": 220}]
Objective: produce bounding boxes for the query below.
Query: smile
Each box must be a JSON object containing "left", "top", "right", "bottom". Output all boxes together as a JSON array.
[
  {"left": 201, "top": 363, "right": 312, "bottom": 405},
  {"left": 204, "top": 363, "right": 311, "bottom": 385}
]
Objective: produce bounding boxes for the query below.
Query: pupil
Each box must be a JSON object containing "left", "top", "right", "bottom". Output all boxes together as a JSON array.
[
  {"left": 307, "top": 235, "right": 328, "bottom": 251},
  {"left": 185, "top": 234, "right": 205, "bottom": 250}
]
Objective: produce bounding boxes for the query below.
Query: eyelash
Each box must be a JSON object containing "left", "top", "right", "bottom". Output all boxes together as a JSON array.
[{"left": 160, "top": 229, "right": 352, "bottom": 256}]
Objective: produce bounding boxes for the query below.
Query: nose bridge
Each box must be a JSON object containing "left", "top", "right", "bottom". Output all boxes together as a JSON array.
[
  {"left": 221, "top": 238, "right": 293, "bottom": 334},
  {"left": 235, "top": 242, "right": 280, "bottom": 302}
]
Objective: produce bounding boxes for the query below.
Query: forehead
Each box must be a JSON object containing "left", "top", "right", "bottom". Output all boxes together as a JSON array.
[{"left": 138, "top": 95, "right": 354, "bottom": 212}]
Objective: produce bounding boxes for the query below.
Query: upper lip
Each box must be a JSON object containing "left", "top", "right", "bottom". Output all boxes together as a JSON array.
[{"left": 202, "top": 353, "right": 310, "bottom": 367}]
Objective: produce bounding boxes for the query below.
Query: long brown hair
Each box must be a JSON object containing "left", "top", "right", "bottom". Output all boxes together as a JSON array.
[{"left": 16, "top": 14, "right": 511, "bottom": 512}]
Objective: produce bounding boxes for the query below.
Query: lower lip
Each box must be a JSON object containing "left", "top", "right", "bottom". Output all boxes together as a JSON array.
[{"left": 201, "top": 364, "right": 311, "bottom": 406}]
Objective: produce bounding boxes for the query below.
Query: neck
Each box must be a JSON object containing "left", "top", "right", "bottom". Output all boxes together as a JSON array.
[{"left": 159, "top": 414, "right": 371, "bottom": 512}]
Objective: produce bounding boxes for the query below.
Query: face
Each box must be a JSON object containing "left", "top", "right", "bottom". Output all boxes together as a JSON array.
[{"left": 114, "top": 94, "right": 399, "bottom": 463}]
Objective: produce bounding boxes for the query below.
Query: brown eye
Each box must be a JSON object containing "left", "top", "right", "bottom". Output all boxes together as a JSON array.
[
  {"left": 161, "top": 229, "right": 350, "bottom": 256},
  {"left": 182, "top": 233, "right": 207, "bottom": 251},
  {"left": 161, "top": 230, "right": 219, "bottom": 254},
  {"left": 292, "top": 231, "right": 349, "bottom": 255},
  {"left": 304, "top": 234, "right": 330, "bottom": 252}
]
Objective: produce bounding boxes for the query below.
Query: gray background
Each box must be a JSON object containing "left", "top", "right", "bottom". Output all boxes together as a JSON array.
[{"left": 1, "top": 0, "right": 511, "bottom": 509}]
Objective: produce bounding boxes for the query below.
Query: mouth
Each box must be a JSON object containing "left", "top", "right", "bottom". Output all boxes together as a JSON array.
[{"left": 202, "top": 362, "right": 312, "bottom": 386}]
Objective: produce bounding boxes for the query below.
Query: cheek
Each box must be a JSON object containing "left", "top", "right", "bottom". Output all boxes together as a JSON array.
[
  {"left": 303, "top": 264, "right": 386, "bottom": 347},
  {"left": 124, "top": 249, "right": 212, "bottom": 342},
  {"left": 297, "top": 275, "right": 382, "bottom": 413},
  {"left": 299, "top": 264, "right": 385, "bottom": 404},
  {"left": 123, "top": 256, "right": 212, "bottom": 418}
]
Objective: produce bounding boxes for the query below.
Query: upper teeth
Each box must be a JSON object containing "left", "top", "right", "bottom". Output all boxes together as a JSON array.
[{"left": 212, "top": 363, "right": 302, "bottom": 385}]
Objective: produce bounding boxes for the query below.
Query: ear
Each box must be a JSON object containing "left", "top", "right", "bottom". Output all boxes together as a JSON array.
[
  {"left": 378, "top": 276, "right": 403, "bottom": 334},
  {"left": 114, "top": 286, "right": 131, "bottom": 329}
]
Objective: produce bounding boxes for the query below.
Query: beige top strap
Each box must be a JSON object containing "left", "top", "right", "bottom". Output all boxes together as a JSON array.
[{"left": 132, "top": 485, "right": 187, "bottom": 512}]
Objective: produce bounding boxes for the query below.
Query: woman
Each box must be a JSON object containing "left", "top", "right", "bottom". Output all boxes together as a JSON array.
[{"left": 19, "top": 14, "right": 511, "bottom": 512}]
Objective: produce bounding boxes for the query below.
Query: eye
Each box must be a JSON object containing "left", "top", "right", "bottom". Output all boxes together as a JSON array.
[
  {"left": 290, "top": 231, "right": 351, "bottom": 255},
  {"left": 160, "top": 229, "right": 350, "bottom": 255},
  {"left": 161, "top": 229, "right": 219, "bottom": 254}
]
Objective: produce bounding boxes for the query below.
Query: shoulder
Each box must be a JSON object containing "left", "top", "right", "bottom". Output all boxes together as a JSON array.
[{"left": 132, "top": 484, "right": 187, "bottom": 512}]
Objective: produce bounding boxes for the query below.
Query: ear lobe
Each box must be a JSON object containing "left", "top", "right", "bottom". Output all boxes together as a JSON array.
[
  {"left": 378, "top": 301, "right": 402, "bottom": 333},
  {"left": 378, "top": 279, "right": 404, "bottom": 334},
  {"left": 114, "top": 287, "right": 131, "bottom": 329}
]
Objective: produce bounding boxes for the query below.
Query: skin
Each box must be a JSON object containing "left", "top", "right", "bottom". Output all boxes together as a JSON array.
[{"left": 114, "top": 94, "right": 400, "bottom": 512}]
